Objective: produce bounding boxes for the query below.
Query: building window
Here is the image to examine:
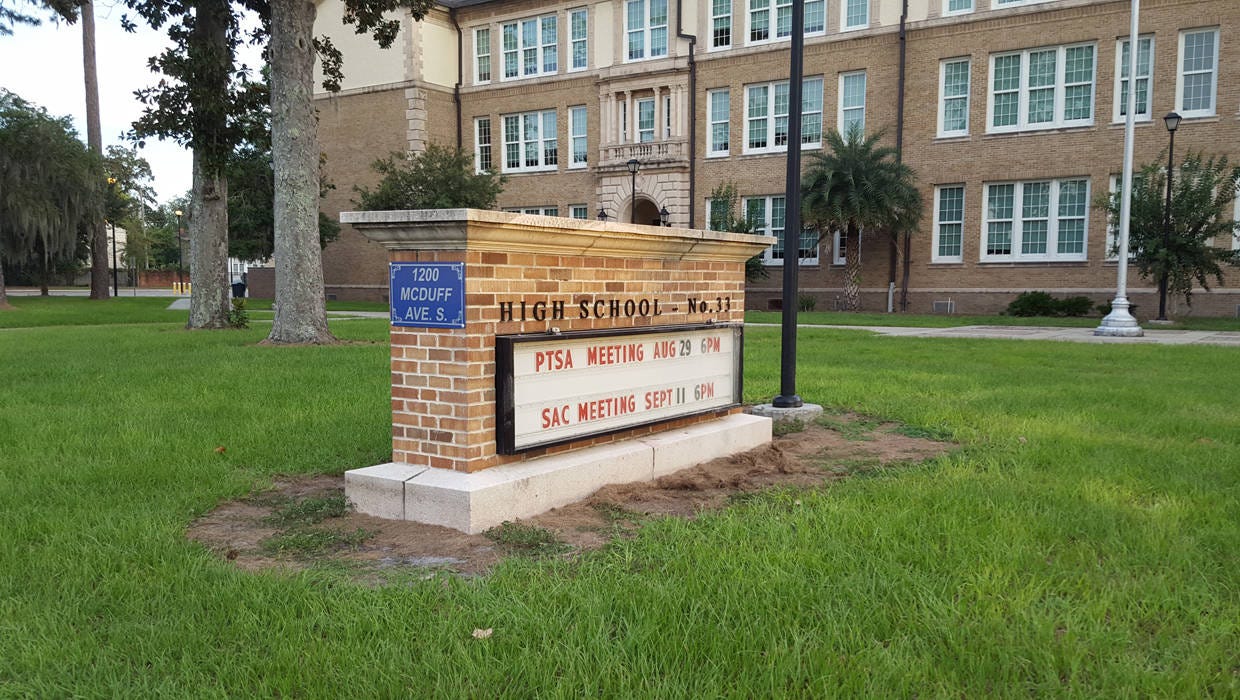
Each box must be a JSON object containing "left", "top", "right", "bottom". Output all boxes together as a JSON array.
[
  {"left": 747, "top": 0, "right": 824, "bottom": 45},
  {"left": 938, "top": 58, "right": 970, "bottom": 137},
  {"left": 712, "top": 0, "right": 731, "bottom": 49},
  {"left": 842, "top": 0, "right": 867, "bottom": 30},
  {"left": 988, "top": 43, "right": 1095, "bottom": 133},
  {"left": 506, "top": 207, "right": 560, "bottom": 216},
  {"left": 745, "top": 195, "right": 818, "bottom": 265},
  {"left": 831, "top": 230, "right": 858, "bottom": 265},
  {"left": 933, "top": 185, "right": 965, "bottom": 262},
  {"left": 569, "top": 106, "right": 587, "bottom": 167},
  {"left": 474, "top": 117, "right": 492, "bottom": 173},
  {"left": 663, "top": 95, "right": 672, "bottom": 139},
  {"left": 502, "top": 110, "right": 558, "bottom": 173},
  {"left": 618, "top": 101, "right": 628, "bottom": 142},
  {"left": 570, "top": 9, "right": 588, "bottom": 71},
  {"left": 1104, "top": 174, "right": 1141, "bottom": 260},
  {"left": 1233, "top": 187, "right": 1240, "bottom": 251},
  {"left": 501, "top": 15, "right": 557, "bottom": 80},
  {"left": 993, "top": 0, "right": 1052, "bottom": 6},
  {"left": 744, "top": 76, "right": 823, "bottom": 154},
  {"left": 626, "top": 0, "right": 668, "bottom": 61},
  {"left": 1114, "top": 36, "right": 1153, "bottom": 122},
  {"left": 474, "top": 28, "right": 491, "bottom": 84},
  {"left": 708, "top": 89, "right": 730, "bottom": 156},
  {"left": 1177, "top": 28, "right": 1218, "bottom": 118},
  {"left": 839, "top": 71, "right": 866, "bottom": 134},
  {"left": 945, "top": 0, "right": 973, "bottom": 15},
  {"left": 570, "top": 204, "right": 589, "bottom": 219},
  {"left": 983, "top": 178, "right": 1089, "bottom": 262},
  {"left": 637, "top": 98, "right": 655, "bottom": 142}
]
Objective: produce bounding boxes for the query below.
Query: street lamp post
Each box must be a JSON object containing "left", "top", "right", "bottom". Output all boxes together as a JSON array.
[
  {"left": 110, "top": 221, "right": 118, "bottom": 297},
  {"left": 659, "top": 206, "right": 671, "bottom": 227},
  {"left": 1157, "top": 111, "right": 1181, "bottom": 321},
  {"left": 106, "top": 177, "right": 118, "bottom": 297},
  {"left": 627, "top": 159, "right": 640, "bottom": 224},
  {"left": 175, "top": 209, "right": 185, "bottom": 294},
  {"left": 597, "top": 208, "right": 609, "bottom": 221}
]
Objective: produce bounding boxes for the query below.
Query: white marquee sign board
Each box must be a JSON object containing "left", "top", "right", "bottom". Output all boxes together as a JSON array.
[{"left": 496, "top": 325, "right": 743, "bottom": 453}]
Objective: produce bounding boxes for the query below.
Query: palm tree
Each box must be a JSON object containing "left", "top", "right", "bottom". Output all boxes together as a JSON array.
[{"left": 802, "top": 126, "right": 922, "bottom": 311}]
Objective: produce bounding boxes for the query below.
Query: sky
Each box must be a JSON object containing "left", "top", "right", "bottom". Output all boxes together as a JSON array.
[{"left": 0, "top": 4, "right": 258, "bottom": 203}]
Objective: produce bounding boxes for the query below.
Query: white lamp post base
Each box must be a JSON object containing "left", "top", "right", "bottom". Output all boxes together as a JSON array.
[{"left": 1095, "top": 298, "right": 1144, "bottom": 337}]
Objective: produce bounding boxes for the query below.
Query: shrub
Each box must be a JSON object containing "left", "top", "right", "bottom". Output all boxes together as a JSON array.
[
  {"left": 1006, "top": 291, "right": 1095, "bottom": 317},
  {"left": 797, "top": 294, "right": 817, "bottom": 312},
  {"left": 1005, "top": 291, "right": 1058, "bottom": 317}
]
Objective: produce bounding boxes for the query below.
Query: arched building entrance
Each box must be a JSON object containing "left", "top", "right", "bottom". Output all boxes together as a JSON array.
[{"left": 625, "top": 197, "right": 662, "bottom": 226}]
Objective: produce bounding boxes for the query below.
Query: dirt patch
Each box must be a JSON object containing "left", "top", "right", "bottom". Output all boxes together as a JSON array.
[{"left": 188, "top": 413, "right": 954, "bottom": 580}]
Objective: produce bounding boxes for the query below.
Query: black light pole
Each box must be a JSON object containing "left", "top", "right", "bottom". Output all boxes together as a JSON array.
[
  {"left": 110, "top": 221, "right": 118, "bottom": 297},
  {"left": 627, "top": 158, "right": 640, "bottom": 224},
  {"left": 1157, "top": 111, "right": 1180, "bottom": 321},
  {"left": 773, "top": 0, "right": 806, "bottom": 409},
  {"left": 175, "top": 208, "right": 185, "bottom": 293},
  {"left": 106, "top": 177, "right": 118, "bottom": 297}
]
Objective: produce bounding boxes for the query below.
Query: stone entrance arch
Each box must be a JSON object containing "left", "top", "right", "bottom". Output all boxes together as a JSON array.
[{"left": 625, "top": 197, "right": 662, "bottom": 226}]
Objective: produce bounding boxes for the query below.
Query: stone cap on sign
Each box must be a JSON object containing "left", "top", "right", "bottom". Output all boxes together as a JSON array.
[{"left": 340, "top": 208, "right": 773, "bottom": 262}]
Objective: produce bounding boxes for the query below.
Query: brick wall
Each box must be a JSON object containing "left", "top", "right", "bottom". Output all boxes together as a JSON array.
[{"left": 351, "top": 211, "right": 766, "bottom": 473}]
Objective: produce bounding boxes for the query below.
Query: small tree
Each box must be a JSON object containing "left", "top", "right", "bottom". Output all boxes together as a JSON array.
[
  {"left": 355, "top": 144, "right": 506, "bottom": 211},
  {"left": 1102, "top": 151, "right": 1240, "bottom": 310},
  {"left": 228, "top": 146, "right": 340, "bottom": 262},
  {"left": 707, "top": 182, "right": 767, "bottom": 283},
  {"left": 802, "top": 126, "right": 922, "bottom": 311}
]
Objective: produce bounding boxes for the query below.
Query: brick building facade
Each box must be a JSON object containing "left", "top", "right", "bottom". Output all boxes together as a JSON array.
[{"left": 294, "top": 0, "right": 1240, "bottom": 317}]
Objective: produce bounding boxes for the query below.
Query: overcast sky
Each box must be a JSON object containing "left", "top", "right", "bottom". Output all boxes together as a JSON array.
[{"left": 0, "top": 4, "right": 260, "bottom": 203}]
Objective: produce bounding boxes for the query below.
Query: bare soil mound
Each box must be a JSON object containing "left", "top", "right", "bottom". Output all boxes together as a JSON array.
[{"left": 189, "top": 413, "right": 953, "bottom": 579}]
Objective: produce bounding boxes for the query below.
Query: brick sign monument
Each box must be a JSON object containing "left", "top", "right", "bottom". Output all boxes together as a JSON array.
[{"left": 343, "top": 209, "right": 773, "bottom": 533}]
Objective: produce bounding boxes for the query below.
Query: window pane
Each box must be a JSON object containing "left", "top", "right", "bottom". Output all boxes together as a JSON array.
[
  {"left": 992, "top": 55, "right": 1020, "bottom": 127},
  {"left": 804, "top": 0, "right": 825, "bottom": 32},
  {"left": 845, "top": 0, "right": 867, "bottom": 27}
]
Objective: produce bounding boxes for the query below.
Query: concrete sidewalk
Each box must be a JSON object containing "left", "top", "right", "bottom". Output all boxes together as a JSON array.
[{"left": 753, "top": 323, "right": 1240, "bottom": 347}]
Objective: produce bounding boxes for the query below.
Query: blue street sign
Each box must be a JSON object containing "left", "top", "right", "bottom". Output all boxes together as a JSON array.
[{"left": 390, "top": 262, "right": 466, "bottom": 329}]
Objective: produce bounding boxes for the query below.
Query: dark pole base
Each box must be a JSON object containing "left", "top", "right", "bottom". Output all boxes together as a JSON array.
[{"left": 772, "top": 394, "right": 804, "bottom": 409}]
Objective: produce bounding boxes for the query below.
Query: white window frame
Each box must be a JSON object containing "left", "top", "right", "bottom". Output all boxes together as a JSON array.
[
  {"left": 745, "top": 195, "right": 819, "bottom": 266},
  {"left": 505, "top": 206, "right": 560, "bottom": 216},
  {"left": 625, "top": 0, "right": 669, "bottom": 62},
  {"left": 618, "top": 101, "right": 628, "bottom": 142},
  {"left": 838, "top": 70, "right": 866, "bottom": 134},
  {"left": 708, "top": 88, "right": 730, "bottom": 157},
  {"left": 841, "top": 0, "right": 868, "bottom": 32},
  {"left": 992, "top": 0, "right": 1052, "bottom": 7},
  {"left": 663, "top": 95, "right": 672, "bottom": 139},
  {"left": 1104, "top": 174, "right": 1138, "bottom": 261},
  {"left": 745, "top": 0, "right": 825, "bottom": 47},
  {"left": 981, "top": 178, "right": 1090, "bottom": 263},
  {"left": 932, "top": 185, "right": 966, "bottom": 263},
  {"left": 637, "top": 98, "right": 656, "bottom": 142},
  {"left": 473, "top": 27, "right": 491, "bottom": 85},
  {"left": 1232, "top": 186, "right": 1240, "bottom": 251},
  {"left": 944, "top": 0, "right": 973, "bottom": 16},
  {"left": 569, "top": 105, "right": 588, "bottom": 168},
  {"left": 570, "top": 204, "right": 589, "bottom": 220},
  {"left": 569, "top": 8, "right": 589, "bottom": 72},
  {"left": 710, "top": 0, "right": 731, "bottom": 50},
  {"left": 1176, "top": 28, "right": 1219, "bottom": 119},
  {"left": 938, "top": 58, "right": 970, "bottom": 137},
  {"left": 502, "top": 109, "right": 558, "bottom": 174},
  {"left": 474, "top": 116, "right": 493, "bottom": 173},
  {"left": 500, "top": 14, "right": 558, "bottom": 81},
  {"left": 1112, "top": 36, "right": 1154, "bottom": 123},
  {"left": 743, "top": 76, "right": 824, "bottom": 155},
  {"left": 986, "top": 43, "right": 1097, "bottom": 134}
]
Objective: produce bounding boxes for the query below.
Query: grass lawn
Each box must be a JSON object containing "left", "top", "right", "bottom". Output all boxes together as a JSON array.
[
  {"left": 745, "top": 309, "right": 1240, "bottom": 331},
  {"left": 1, "top": 317, "right": 1237, "bottom": 695},
  {"left": 0, "top": 296, "right": 188, "bottom": 328}
]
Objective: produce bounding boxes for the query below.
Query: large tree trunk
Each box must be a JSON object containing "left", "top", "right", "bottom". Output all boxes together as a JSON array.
[
  {"left": 185, "top": 0, "right": 233, "bottom": 329},
  {"left": 842, "top": 223, "right": 862, "bottom": 311},
  {"left": 266, "top": 0, "right": 335, "bottom": 344},
  {"left": 82, "top": 0, "right": 108, "bottom": 300},
  {"left": 188, "top": 153, "right": 231, "bottom": 328},
  {"left": 0, "top": 257, "right": 11, "bottom": 310}
]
